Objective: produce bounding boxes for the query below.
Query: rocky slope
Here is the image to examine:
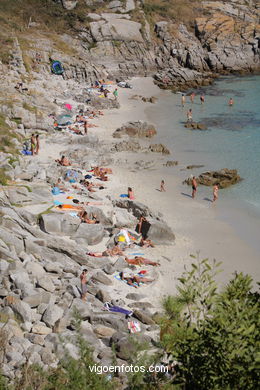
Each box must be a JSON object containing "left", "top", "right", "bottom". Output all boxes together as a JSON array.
[{"left": 0, "top": 0, "right": 259, "bottom": 91}]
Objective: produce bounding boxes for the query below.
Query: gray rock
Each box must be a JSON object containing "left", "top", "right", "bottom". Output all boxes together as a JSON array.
[
  {"left": 73, "top": 223, "right": 104, "bottom": 245},
  {"left": 133, "top": 309, "right": 155, "bottom": 325},
  {"left": 96, "top": 289, "right": 112, "bottom": 303},
  {"left": 42, "top": 305, "right": 64, "bottom": 327},
  {"left": 37, "top": 276, "right": 55, "bottom": 293},
  {"left": 23, "top": 290, "right": 54, "bottom": 308},
  {"left": 92, "top": 271, "right": 113, "bottom": 286},
  {"left": 31, "top": 322, "right": 52, "bottom": 335},
  {"left": 70, "top": 298, "right": 92, "bottom": 320},
  {"left": 6, "top": 299, "right": 32, "bottom": 323},
  {"left": 126, "top": 293, "right": 146, "bottom": 301}
]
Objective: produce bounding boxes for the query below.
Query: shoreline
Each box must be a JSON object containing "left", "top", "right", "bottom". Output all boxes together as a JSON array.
[{"left": 94, "top": 76, "right": 259, "bottom": 293}]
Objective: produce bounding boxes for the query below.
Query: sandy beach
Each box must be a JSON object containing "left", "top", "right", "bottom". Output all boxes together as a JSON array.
[{"left": 91, "top": 76, "right": 260, "bottom": 298}]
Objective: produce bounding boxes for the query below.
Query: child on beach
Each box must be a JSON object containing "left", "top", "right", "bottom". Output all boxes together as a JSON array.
[
  {"left": 160, "top": 180, "right": 166, "bottom": 192},
  {"left": 213, "top": 184, "right": 219, "bottom": 202},
  {"left": 187, "top": 109, "right": 193, "bottom": 122}
]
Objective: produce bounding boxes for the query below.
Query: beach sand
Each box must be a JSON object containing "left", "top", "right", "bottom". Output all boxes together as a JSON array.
[
  {"left": 93, "top": 77, "right": 260, "bottom": 301},
  {"left": 34, "top": 77, "right": 259, "bottom": 310}
]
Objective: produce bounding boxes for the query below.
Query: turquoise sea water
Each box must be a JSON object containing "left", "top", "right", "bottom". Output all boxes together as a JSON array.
[{"left": 146, "top": 75, "right": 260, "bottom": 253}]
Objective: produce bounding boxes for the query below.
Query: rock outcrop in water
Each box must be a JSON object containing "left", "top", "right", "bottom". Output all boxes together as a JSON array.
[
  {"left": 184, "top": 168, "right": 242, "bottom": 188},
  {"left": 113, "top": 121, "right": 157, "bottom": 138}
]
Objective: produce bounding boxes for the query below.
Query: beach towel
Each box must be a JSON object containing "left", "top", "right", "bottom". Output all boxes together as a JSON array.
[
  {"left": 85, "top": 174, "right": 92, "bottom": 179},
  {"left": 129, "top": 253, "right": 145, "bottom": 256},
  {"left": 21, "top": 150, "right": 32, "bottom": 155},
  {"left": 65, "top": 103, "right": 72, "bottom": 111},
  {"left": 69, "top": 212, "right": 78, "bottom": 217},
  {"left": 128, "top": 320, "right": 141, "bottom": 333},
  {"left": 53, "top": 200, "right": 63, "bottom": 206},
  {"left": 120, "top": 194, "right": 128, "bottom": 198},
  {"left": 103, "top": 302, "right": 133, "bottom": 316},
  {"left": 52, "top": 187, "right": 61, "bottom": 195}
]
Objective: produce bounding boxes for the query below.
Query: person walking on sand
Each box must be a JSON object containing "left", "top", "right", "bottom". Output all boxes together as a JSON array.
[
  {"left": 181, "top": 94, "right": 186, "bottom": 107},
  {"left": 30, "top": 133, "right": 36, "bottom": 156},
  {"left": 187, "top": 108, "right": 193, "bottom": 122},
  {"left": 160, "top": 180, "right": 166, "bottom": 192},
  {"left": 213, "top": 183, "right": 219, "bottom": 203},
  {"left": 113, "top": 88, "right": 118, "bottom": 100},
  {"left": 200, "top": 94, "right": 205, "bottom": 104},
  {"left": 190, "top": 92, "right": 195, "bottom": 104},
  {"left": 192, "top": 176, "right": 198, "bottom": 199},
  {"left": 80, "top": 269, "right": 88, "bottom": 301},
  {"left": 35, "top": 134, "right": 40, "bottom": 155},
  {"left": 228, "top": 97, "right": 234, "bottom": 106}
]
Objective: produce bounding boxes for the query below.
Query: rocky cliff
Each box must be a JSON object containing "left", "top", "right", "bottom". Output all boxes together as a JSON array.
[{"left": 0, "top": 0, "right": 259, "bottom": 90}]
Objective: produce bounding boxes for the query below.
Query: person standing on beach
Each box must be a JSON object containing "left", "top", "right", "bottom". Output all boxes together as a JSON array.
[
  {"left": 200, "top": 94, "right": 205, "bottom": 104},
  {"left": 84, "top": 121, "right": 88, "bottom": 135},
  {"left": 113, "top": 88, "right": 118, "bottom": 100},
  {"left": 190, "top": 92, "right": 195, "bottom": 104},
  {"left": 31, "top": 134, "right": 36, "bottom": 156},
  {"left": 187, "top": 109, "right": 193, "bottom": 122},
  {"left": 213, "top": 184, "right": 219, "bottom": 203},
  {"left": 228, "top": 98, "right": 234, "bottom": 106},
  {"left": 160, "top": 180, "right": 166, "bottom": 192},
  {"left": 181, "top": 94, "right": 186, "bottom": 107},
  {"left": 80, "top": 269, "right": 88, "bottom": 301},
  {"left": 35, "top": 134, "right": 40, "bottom": 155},
  {"left": 192, "top": 176, "right": 198, "bottom": 199}
]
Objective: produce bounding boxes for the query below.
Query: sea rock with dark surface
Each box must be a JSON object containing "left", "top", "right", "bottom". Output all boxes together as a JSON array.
[
  {"left": 113, "top": 121, "right": 157, "bottom": 138},
  {"left": 184, "top": 168, "right": 242, "bottom": 188},
  {"left": 184, "top": 122, "right": 208, "bottom": 130},
  {"left": 148, "top": 144, "right": 170, "bottom": 155}
]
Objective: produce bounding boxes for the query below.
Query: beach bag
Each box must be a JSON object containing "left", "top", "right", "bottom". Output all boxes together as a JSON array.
[
  {"left": 52, "top": 187, "right": 60, "bottom": 195},
  {"left": 128, "top": 320, "right": 141, "bottom": 333}
]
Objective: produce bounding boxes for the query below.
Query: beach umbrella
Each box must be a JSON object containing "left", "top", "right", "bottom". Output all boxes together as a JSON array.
[{"left": 65, "top": 103, "right": 72, "bottom": 111}]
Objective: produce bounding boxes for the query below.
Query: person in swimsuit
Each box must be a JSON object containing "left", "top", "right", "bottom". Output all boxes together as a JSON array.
[
  {"left": 31, "top": 134, "right": 36, "bottom": 156},
  {"left": 128, "top": 187, "right": 135, "bottom": 200},
  {"left": 192, "top": 176, "right": 198, "bottom": 199},
  {"left": 119, "top": 272, "right": 154, "bottom": 288},
  {"left": 160, "top": 180, "right": 166, "bottom": 192},
  {"left": 213, "top": 183, "right": 219, "bottom": 202},
  {"left": 228, "top": 98, "right": 234, "bottom": 106},
  {"left": 181, "top": 94, "right": 186, "bottom": 107},
  {"left": 190, "top": 92, "right": 195, "bottom": 104},
  {"left": 200, "top": 94, "right": 205, "bottom": 104},
  {"left": 80, "top": 269, "right": 88, "bottom": 301},
  {"left": 35, "top": 134, "right": 40, "bottom": 155},
  {"left": 187, "top": 109, "right": 193, "bottom": 122},
  {"left": 125, "top": 256, "right": 160, "bottom": 266}
]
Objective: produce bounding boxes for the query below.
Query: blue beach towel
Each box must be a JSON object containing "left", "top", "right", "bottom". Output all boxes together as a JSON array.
[
  {"left": 129, "top": 253, "right": 145, "bottom": 256},
  {"left": 120, "top": 194, "right": 128, "bottom": 198},
  {"left": 69, "top": 212, "right": 78, "bottom": 217},
  {"left": 54, "top": 200, "right": 63, "bottom": 206}
]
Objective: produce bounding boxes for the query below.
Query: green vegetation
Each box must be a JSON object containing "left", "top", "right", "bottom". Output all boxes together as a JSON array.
[
  {"left": 142, "top": 0, "right": 201, "bottom": 26},
  {"left": 0, "top": 168, "right": 12, "bottom": 186},
  {"left": 22, "top": 102, "right": 37, "bottom": 113},
  {"left": 160, "top": 254, "right": 260, "bottom": 389},
  {"left": 0, "top": 34, "right": 13, "bottom": 64},
  {"left": 0, "top": 113, "right": 19, "bottom": 155}
]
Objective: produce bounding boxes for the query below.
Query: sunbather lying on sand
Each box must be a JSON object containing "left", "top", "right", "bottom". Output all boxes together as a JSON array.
[
  {"left": 55, "top": 156, "right": 71, "bottom": 166},
  {"left": 54, "top": 178, "right": 67, "bottom": 191},
  {"left": 78, "top": 211, "right": 99, "bottom": 224},
  {"left": 87, "top": 245, "right": 124, "bottom": 257},
  {"left": 140, "top": 238, "right": 155, "bottom": 248},
  {"left": 119, "top": 271, "right": 154, "bottom": 288},
  {"left": 92, "top": 167, "right": 112, "bottom": 176},
  {"left": 125, "top": 256, "right": 160, "bottom": 266}
]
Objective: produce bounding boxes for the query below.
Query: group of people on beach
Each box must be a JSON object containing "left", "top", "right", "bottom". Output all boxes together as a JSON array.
[{"left": 192, "top": 176, "right": 219, "bottom": 202}]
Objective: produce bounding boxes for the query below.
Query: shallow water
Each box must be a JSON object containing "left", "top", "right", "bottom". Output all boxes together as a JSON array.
[{"left": 146, "top": 75, "right": 260, "bottom": 254}]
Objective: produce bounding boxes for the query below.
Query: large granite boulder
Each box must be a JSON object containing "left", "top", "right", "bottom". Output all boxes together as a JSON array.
[
  {"left": 113, "top": 121, "right": 157, "bottom": 138},
  {"left": 184, "top": 169, "right": 242, "bottom": 188},
  {"left": 90, "top": 19, "right": 143, "bottom": 43}
]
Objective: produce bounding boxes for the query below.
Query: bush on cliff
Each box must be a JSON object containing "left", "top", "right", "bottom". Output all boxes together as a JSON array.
[{"left": 160, "top": 254, "right": 260, "bottom": 389}]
